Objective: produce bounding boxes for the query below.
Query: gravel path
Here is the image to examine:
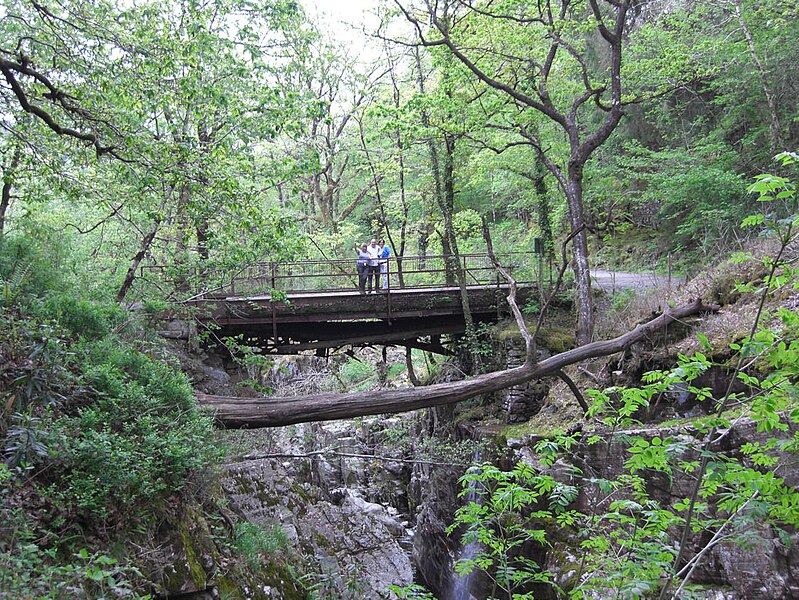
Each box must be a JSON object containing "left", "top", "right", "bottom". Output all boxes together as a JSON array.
[{"left": 591, "top": 269, "right": 681, "bottom": 293}]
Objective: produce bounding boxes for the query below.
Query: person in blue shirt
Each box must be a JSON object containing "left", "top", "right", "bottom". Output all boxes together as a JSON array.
[{"left": 378, "top": 238, "right": 391, "bottom": 290}]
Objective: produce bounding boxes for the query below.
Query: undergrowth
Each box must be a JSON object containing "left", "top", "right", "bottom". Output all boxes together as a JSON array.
[{"left": 0, "top": 234, "right": 224, "bottom": 597}]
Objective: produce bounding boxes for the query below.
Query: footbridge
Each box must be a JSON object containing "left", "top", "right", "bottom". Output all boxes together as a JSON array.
[{"left": 162, "top": 253, "right": 539, "bottom": 355}]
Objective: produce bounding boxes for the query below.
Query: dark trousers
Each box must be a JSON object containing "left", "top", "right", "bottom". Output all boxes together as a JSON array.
[
  {"left": 367, "top": 265, "right": 379, "bottom": 292},
  {"left": 357, "top": 264, "right": 367, "bottom": 293}
]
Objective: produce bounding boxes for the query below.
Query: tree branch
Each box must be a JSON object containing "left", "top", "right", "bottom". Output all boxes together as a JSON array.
[{"left": 0, "top": 58, "right": 128, "bottom": 161}]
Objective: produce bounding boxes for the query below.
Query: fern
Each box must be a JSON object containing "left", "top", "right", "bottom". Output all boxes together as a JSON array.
[{"left": 0, "top": 259, "right": 31, "bottom": 306}]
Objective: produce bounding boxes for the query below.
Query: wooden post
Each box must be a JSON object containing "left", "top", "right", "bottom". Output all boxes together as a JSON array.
[
  {"left": 668, "top": 252, "right": 672, "bottom": 292},
  {"left": 271, "top": 262, "right": 277, "bottom": 345},
  {"left": 386, "top": 257, "right": 392, "bottom": 324}
]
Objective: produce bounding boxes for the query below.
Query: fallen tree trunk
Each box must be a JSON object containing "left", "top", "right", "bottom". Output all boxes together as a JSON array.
[{"left": 196, "top": 298, "right": 718, "bottom": 428}]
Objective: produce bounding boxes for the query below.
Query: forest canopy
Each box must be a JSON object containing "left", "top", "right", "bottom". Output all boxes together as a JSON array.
[
  {"left": 1, "top": 1, "right": 798, "bottom": 597},
  {"left": 1, "top": 0, "right": 797, "bottom": 319}
]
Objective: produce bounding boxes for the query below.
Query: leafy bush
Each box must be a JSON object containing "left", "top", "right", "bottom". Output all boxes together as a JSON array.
[
  {"left": 0, "top": 536, "right": 152, "bottom": 600},
  {"left": 39, "top": 337, "right": 221, "bottom": 520},
  {"left": 0, "top": 312, "right": 73, "bottom": 421},
  {"left": 37, "top": 294, "right": 126, "bottom": 340},
  {"left": 1, "top": 288, "right": 223, "bottom": 594},
  {"left": 587, "top": 142, "right": 751, "bottom": 259},
  {"left": 0, "top": 234, "right": 63, "bottom": 305},
  {"left": 655, "top": 162, "right": 747, "bottom": 253},
  {"left": 339, "top": 357, "right": 376, "bottom": 386},
  {"left": 2, "top": 305, "right": 221, "bottom": 525}
]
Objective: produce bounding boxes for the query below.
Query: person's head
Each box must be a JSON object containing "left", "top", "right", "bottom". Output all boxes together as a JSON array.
[
  {"left": 370, "top": 238, "right": 377, "bottom": 246},
  {"left": 378, "top": 238, "right": 385, "bottom": 246},
  {"left": 361, "top": 243, "right": 367, "bottom": 251}
]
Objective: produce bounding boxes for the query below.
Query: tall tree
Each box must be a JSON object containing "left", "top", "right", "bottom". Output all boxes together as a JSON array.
[
  {"left": 270, "top": 26, "right": 385, "bottom": 233},
  {"left": 1, "top": 0, "right": 309, "bottom": 300},
  {"left": 394, "top": 0, "right": 634, "bottom": 345}
]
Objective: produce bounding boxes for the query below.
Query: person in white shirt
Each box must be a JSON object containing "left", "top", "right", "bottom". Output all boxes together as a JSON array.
[
  {"left": 353, "top": 242, "right": 370, "bottom": 294},
  {"left": 366, "top": 238, "right": 380, "bottom": 293}
]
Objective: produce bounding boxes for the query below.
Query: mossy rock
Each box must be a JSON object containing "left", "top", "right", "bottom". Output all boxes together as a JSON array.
[
  {"left": 216, "top": 575, "right": 247, "bottom": 599},
  {"left": 158, "top": 503, "right": 217, "bottom": 595},
  {"left": 536, "top": 326, "right": 575, "bottom": 354}
]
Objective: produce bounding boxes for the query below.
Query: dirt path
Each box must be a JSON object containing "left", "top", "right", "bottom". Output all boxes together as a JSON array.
[{"left": 591, "top": 269, "right": 680, "bottom": 293}]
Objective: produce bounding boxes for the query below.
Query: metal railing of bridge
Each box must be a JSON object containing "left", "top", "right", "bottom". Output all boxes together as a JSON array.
[{"left": 141, "top": 252, "right": 537, "bottom": 300}]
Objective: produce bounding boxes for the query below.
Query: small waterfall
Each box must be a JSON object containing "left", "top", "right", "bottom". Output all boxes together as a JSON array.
[
  {"left": 449, "top": 461, "right": 483, "bottom": 600},
  {"left": 450, "top": 537, "right": 480, "bottom": 600}
]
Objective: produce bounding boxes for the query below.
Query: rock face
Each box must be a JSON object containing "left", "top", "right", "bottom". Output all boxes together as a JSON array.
[
  {"left": 221, "top": 421, "right": 415, "bottom": 598},
  {"left": 504, "top": 346, "right": 552, "bottom": 422},
  {"left": 153, "top": 503, "right": 218, "bottom": 597},
  {"left": 509, "top": 417, "right": 799, "bottom": 600},
  {"left": 411, "top": 472, "right": 460, "bottom": 597},
  {"left": 405, "top": 406, "right": 480, "bottom": 599},
  {"left": 144, "top": 496, "right": 304, "bottom": 600}
]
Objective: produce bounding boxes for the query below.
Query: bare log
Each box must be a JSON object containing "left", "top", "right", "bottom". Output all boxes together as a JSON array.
[{"left": 196, "top": 298, "right": 719, "bottom": 428}]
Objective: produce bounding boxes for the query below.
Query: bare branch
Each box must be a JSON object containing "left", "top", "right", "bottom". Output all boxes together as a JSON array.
[
  {"left": 556, "top": 369, "right": 590, "bottom": 414},
  {"left": 482, "top": 215, "right": 535, "bottom": 361}
]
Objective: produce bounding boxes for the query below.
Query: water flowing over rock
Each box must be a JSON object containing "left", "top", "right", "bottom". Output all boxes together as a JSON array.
[
  {"left": 221, "top": 421, "right": 415, "bottom": 597},
  {"left": 449, "top": 470, "right": 482, "bottom": 600}
]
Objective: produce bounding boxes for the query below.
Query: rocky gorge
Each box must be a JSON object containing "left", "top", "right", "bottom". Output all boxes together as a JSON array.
[{"left": 153, "top": 249, "right": 799, "bottom": 599}]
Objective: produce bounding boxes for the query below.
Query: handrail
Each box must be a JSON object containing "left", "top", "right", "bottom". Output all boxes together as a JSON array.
[{"left": 141, "top": 252, "right": 536, "bottom": 300}]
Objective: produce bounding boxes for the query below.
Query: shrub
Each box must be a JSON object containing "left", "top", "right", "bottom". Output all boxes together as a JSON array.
[
  {"left": 0, "top": 234, "right": 63, "bottom": 305},
  {"left": 40, "top": 337, "right": 221, "bottom": 520},
  {"left": 0, "top": 312, "right": 73, "bottom": 420},
  {"left": 37, "top": 294, "right": 126, "bottom": 341},
  {"left": 339, "top": 357, "right": 376, "bottom": 386},
  {"left": 0, "top": 537, "right": 152, "bottom": 600},
  {"left": 2, "top": 307, "right": 221, "bottom": 523}
]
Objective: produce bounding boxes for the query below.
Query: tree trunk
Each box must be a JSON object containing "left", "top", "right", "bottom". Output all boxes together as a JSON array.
[
  {"left": 197, "top": 299, "right": 718, "bottom": 428},
  {"left": 196, "top": 126, "right": 212, "bottom": 261},
  {"left": 0, "top": 144, "right": 21, "bottom": 236},
  {"left": 116, "top": 217, "right": 161, "bottom": 303},
  {"left": 731, "top": 0, "right": 784, "bottom": 154},
  {"left": 566, "top": 171, "right": 594, "bottom": 346},
  {"left": 389, "top": 52, "right": 409, "bottom": 288},
  {"left": 439, "top": 133, "right": 474, "bottom": 338},
  {"left": 533, "top": 157, "right": 554, "bottom": 259}
]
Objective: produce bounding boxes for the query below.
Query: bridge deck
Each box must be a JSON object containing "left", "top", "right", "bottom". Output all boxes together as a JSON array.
[
  {"left": 158, "top": 252, "right": 541, "bottom": 354},
  {"left": 189, "top": 283, "right": 537, "bottom": 354}
]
